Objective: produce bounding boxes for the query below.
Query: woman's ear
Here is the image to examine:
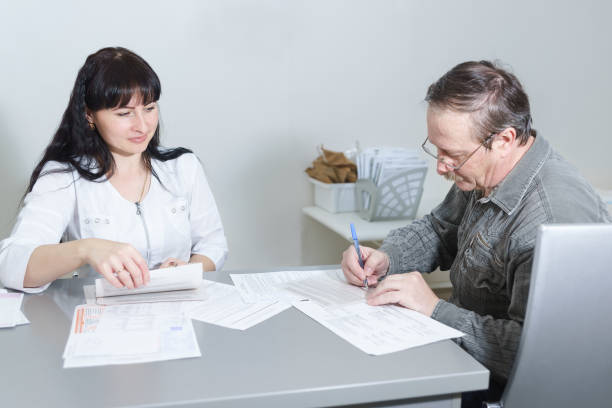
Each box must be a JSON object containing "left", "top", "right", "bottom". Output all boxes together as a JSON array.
[{"left": 85, "top": 108, "right": 94, "bottom": 125}]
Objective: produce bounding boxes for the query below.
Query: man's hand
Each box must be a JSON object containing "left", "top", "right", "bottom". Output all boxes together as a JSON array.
[
  {"left": 341, "top": 245, "right": 389, "bottom": 287},
  {"left": 366, "top": 272, "right": 440, "bottom": 316}
]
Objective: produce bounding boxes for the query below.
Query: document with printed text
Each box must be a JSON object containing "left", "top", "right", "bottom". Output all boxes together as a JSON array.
[
  {"left": 283, "top": 275, "right": 464, "bottom": 355},
  {"left": 63, "top": 302, "right": 200, "bottom": 368},
  {"left": 293, "top": 299, "right": 464, "bottom": 355},
  {"left": 186, "top": 280, "right": 290, "bottom": 330},
  {"left": 230, "top": 269, "right": 343, "bottom": 303}
]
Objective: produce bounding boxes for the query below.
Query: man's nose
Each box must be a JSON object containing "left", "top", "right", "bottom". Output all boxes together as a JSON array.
[{"left": 436, "top": 159, "right": 449, "bottom": 175}]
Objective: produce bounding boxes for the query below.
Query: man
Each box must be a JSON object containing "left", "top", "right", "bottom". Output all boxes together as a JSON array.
[{"left": 341, "top": 61, "right": 610, "bottom": 407}]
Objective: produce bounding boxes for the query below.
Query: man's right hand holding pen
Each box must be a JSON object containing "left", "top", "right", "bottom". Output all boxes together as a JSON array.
[
  {"left": 341, "top": 244, "right": 390, "bottom": 288},
  {"left": 341, "top": 244, "right": 439, "bottom": 317}
]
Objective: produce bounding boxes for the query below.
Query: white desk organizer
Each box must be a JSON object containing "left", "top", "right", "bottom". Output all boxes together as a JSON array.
[
  {"left": 309, "top": 178, "right": 357, "bottom": 213},
  {"left": 355, "top": 167, "right": 427, "bottom": 221}
]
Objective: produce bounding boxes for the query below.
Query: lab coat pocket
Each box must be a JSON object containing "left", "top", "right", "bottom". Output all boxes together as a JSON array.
[
  {"left": 166, "top": 199, "right": 190, "bottom": 238},
  {"left": 81, "top": 214, "right": 116, "bottom": 241},
  {"left": 462, "top": 232, "right": 505, "bottom": 293}
]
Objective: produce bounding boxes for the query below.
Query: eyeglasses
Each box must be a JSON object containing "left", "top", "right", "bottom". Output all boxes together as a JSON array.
[{"left": 421, "top": 133, "right": 496, "bottom": 171}]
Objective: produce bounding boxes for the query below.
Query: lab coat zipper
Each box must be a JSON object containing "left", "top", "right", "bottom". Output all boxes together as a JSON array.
[{"left": 135, "top": 202, "right": 152, "bottom": 266}]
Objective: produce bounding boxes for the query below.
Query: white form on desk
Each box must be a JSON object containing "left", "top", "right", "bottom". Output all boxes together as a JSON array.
[
  {"left": 284, "top": 275, "right": 464, "bottom": 355},
  {"left": 0, "top": 289, "right": 28, "bottom": 327},
  {"left": 63, "top": 302, "right": 200, "bottom": 368},
  {"left": 186, "top": 280, "right": 290, "bottom": 330},
  {"left": 230, "top": 269, "right": 339, "bottom": 303},
  {"left": 283, "top": 273, "right": 365, "bottom": 307},
  {"left": 231, "top": 270, "right": 463, "bottom": 355}
]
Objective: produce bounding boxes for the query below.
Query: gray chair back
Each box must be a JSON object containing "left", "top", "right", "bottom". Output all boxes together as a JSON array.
[{"left": 498, "top": 224, "right": 612, "bottom": 407}]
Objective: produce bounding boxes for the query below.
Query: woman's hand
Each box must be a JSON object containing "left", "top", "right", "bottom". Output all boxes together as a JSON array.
[
  {"left": 81, "top": 238, "right": 149, "bottom": 289},
  {"left": 159, "top": 257, "right": 187, "bottom": 269}
]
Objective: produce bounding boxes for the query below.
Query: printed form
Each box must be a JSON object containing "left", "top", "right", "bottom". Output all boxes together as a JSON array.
[
  {"left": 230, "top": 269, "right": 343, "bottom": 303},
  {"left": 63, "top": 302, "right": 200, "bottom": 368},
  {"left": 284, "top": 276, "right": 464, "bottom": 355},
  {"left": 186, "top": 280, "right": 290, "bottom": 330}
]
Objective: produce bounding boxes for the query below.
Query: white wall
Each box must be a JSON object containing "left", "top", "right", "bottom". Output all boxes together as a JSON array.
[{"left": 1, "top": 0, "right": 611, "bottom": 270}]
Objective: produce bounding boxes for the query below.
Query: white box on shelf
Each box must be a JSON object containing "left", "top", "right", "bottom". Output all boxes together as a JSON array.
[{"left": 308, "top": 178, "right": 356, "bottom": 213}]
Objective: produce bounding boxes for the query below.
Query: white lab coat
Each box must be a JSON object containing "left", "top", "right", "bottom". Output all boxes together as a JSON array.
[{"left": 0, "top": 152, "right": 228, "bottom": 293}]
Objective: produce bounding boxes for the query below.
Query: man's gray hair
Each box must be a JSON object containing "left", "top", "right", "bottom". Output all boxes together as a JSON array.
[{"left": 425, "top": 60, "right": 536, "bottom": 147}]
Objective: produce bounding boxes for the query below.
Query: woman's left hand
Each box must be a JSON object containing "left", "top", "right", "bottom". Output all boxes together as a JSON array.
[{"left": 159, "top": 257, "right": 187, "bottom": 269}]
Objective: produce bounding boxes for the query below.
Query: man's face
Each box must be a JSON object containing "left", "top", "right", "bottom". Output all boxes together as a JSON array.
[{"left": 426, "top": 106, "right": 493, "bottom": 192}]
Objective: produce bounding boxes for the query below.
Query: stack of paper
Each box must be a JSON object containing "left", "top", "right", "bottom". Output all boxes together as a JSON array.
[
  {"left": 0, "top": 289, "right": 29, "bottom": 328},
  {"left": 357, "top": 147, "right": 426, "bottom": 185},
  {"left": 63, "top": 302, "right": 201, "bottom": 368},
  {"left": 356, "top": 147, "right": 427, "bottom": 209},
  {"left": 86, "top": 264, "right": 206, "bottom": 305}
]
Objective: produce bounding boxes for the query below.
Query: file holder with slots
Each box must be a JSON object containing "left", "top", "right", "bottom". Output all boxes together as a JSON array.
[{"left": 355, "top": 167, "right": 427, "bottom": 221}]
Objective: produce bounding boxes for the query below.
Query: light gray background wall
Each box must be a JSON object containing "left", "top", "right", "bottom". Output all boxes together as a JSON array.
[{"left": 1, "top": 0, "right": 610, "bottom": 271}]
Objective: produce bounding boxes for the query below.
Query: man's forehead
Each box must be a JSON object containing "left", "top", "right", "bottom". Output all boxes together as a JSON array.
[{"left": 427, "top": 106, "right": 477, "bottom": 149}]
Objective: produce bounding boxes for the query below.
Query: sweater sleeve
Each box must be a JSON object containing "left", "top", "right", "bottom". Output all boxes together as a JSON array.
[{"left": 379, "top": 185, "right": 469, "bottom": 275}]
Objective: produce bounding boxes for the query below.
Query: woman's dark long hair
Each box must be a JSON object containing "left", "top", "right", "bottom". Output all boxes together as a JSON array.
[{"left": 25, "top": 47, "right": 191, "bottom": 195}]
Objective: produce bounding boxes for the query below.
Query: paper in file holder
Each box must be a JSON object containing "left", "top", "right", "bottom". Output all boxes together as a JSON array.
[{"left": 355, "top": 167, "right": 427, "bottom": 221}]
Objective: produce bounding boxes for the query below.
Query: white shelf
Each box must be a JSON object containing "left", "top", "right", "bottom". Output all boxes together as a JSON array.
[{"left": 302, "top": 206, "right": 411, "bottom": 242}]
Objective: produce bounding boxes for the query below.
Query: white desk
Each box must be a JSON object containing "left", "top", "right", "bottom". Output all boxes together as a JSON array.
[{"left": 302, "top": 206, "right": 410, "bottom": 242}]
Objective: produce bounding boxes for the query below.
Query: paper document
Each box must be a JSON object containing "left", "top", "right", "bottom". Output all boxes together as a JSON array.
[
  {"left": 0, "top": 288, "right": 28, "bottom": 325},
  {"left": 282, "top": 275, "right": 464, "bottom": 355},
  {"left": 293, "top": 299, "right": 464, "bottom": 355},
  {"left": 283, "top": 275, "right": 366, "bottom": 308},
  {"left": 0, "top": 292, "right": 24, "bottom": 328},
  {"left": 187, "top": 280, "right": 290, "bottom": 330},
  {"left": 63, "top": 303, "right": 200, "bottom": 368},
  {"left": 230, "top": 269, "right": 343, "bottom": 303},
  {"left": 86, "top": 282, "right": 207, "bottom": 305},
  {"left": 15, "top": 311, "right": 30, "bottom": 325},
  {"left": 95, "top": 263, "right": 202, "bottom": 298}
]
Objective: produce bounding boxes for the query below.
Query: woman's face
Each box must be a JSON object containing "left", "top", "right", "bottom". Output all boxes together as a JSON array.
[{"left": 87, "top": 95, "right": 159, "bottom": 157}]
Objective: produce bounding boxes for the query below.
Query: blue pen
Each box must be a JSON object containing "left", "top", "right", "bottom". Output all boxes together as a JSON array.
[{"left": 350, "top": 223, "right": 368, "bottom": 288}]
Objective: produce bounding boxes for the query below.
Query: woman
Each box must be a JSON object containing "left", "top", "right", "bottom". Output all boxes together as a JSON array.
[{"left": 0, "top": 47, "right": 228, "bottom": 292}]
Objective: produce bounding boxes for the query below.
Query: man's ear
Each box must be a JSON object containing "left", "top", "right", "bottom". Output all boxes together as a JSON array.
[{"left": 494, "top": 127, "right": 517, "bottom": 157}]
